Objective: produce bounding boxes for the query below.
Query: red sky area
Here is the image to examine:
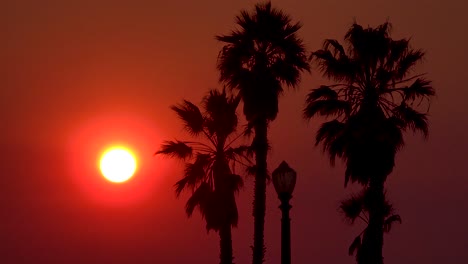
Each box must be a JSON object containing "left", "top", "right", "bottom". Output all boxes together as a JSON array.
[{"left": 2, "top": 1, "right": 468, "bottom": 263}]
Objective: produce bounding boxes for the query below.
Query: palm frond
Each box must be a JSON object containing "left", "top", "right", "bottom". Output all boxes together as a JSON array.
[
  {"left": 225, "top": 174, "right": 244, "bottom": 193},
  {"left": 185, "top": 182, "right": 212, "bottom": 217},
  {"left": 395, "top": 49, "right": 425, "bottom": 79},
  {"left": 175, "top": 153, "right": 212, "bottom": 196},
  {"left": 344, "top": 23, "right": 365, "bottom": 45},
  {"left": 386, "top": 39, "right": 409, "bottom": 70},
  {"left": 270, "top": 33, "right": 310, "bottom": 86},
  {"left": 306, "top": 85, "right": 339, "bottom": 101},
  {"left": 156, "top": 140, "right": 193, "bottom": 160},
  {"left": 315, "top": 120, "right": 346, "bottom": 165},
  {"left": 171, "top": 100, "right": 205, "bottom": 136},
  {"left": 383, "top": 214, "right": 402, "bottom": 233},
  {"left": 271, "top": 56, "right": 308, "bottom": 87},
  {"left": 340, "top": 192, "right": 365, "bottom": 224},
  {"left": 349, "top": 235, "right": 362, "bottom": 256},
  {"left": 312, "top": 49, "right": 355, "bottom": 82},
  {"left": 323, "top": 39, "right": 346, "bottom": 56},
  {"left": 382, "top": 196, "right": 395, "bottom": 217},
  {"left": 245, "top": 165, "right": 257, "bottom": 177},
  {"left": 393, "top": 103, "right": 429, "bottom": 137},
  {"left": 345, "top": 22, "right": 391, "bottom": 67},
  {"left": 203, "top": 89, "right": 239, "bottom": 138},
  {"left": 403, "top": 78, "right": 434, "bottom": 101},
  {"left": 225, "top": 145, "right": 254, "bottom": 160},
  {"left": 382, "top": 118, "right": 405, "bottom": 153},
  {"left": 304, "top": 98, "right": 351, "bottom": 119}
]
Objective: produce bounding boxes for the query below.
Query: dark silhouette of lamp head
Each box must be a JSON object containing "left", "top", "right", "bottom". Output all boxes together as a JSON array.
[{"left": 272, "top": 161, "right": 297, "bottom": 200}]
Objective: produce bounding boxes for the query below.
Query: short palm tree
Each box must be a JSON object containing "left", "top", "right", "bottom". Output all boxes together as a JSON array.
[
  {"left": 304, "top": 22, "right": 434, "bottom": 264},
  {"left": 156, "top": 89, "right": 250, "bottom": 264},
  {"left": 216, "top": 2, "right": 309, "bottom": 263}
]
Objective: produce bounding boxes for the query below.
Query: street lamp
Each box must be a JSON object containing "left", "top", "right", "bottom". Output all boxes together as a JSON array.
[{"left": 272, "top": 161, "right": 297, "bottom": 264}]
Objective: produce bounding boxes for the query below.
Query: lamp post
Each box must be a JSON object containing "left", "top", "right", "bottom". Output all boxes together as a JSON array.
[{"left": 272, "top": 161, "right": 297, "bottom": 264}]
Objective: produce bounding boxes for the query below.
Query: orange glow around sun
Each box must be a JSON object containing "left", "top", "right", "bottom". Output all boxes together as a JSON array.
[
  {"left": 66, "top": 113, "right": 168, "bottom": 206},
  {"left": 100, "top": 147, "right": 137, "bottom": 183}
]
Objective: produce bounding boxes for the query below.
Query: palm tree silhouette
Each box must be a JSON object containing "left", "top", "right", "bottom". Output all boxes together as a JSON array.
[
  {"left": 156, "top": 89, "right": 251, "bottom": 264},
  {"left": 303, "top": 22, "right": 434, "bottom": 264},
  {"left": 216, "top": 2, "right": 309, "bottom": 263}
]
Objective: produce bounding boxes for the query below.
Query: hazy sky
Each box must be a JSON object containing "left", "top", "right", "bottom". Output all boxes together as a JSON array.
[{"left": 2, "top": 0, "right": 468, "bottom": 263}]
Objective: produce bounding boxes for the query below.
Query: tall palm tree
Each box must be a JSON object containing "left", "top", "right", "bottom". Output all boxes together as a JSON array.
[
  {"left": 304, "top": 22, "right": 435, "bottom": 264},
  {"left": 216, "top": 2, "right": 309, "bottom": 263},
  {"left": 156, "top": 89, "right": 250, "bottom": 264}
]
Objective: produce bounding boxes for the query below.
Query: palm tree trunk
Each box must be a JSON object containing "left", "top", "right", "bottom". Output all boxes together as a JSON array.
[
  {"left": 359, "top": 180, "right": 385, "bottom": 264},
  {"left": 213, "top": 159, "right": 235, "bottom": 264},
  {"left": 219, "top": 223, "right": 234, "bottom": 264},
  {"left": 252, "top": 119, "right": 268, "bottom": 264}
]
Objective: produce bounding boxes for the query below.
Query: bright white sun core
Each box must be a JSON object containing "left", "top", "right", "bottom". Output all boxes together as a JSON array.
[{"left": 99, "top": 147, "right": 137, "bottom": 183}]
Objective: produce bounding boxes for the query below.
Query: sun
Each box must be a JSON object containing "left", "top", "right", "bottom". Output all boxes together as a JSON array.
[{"left": 99, "top": 147, "right": 137, "bottom": 183}]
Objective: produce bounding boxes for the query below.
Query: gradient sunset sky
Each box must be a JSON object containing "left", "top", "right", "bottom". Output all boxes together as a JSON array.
[{"left": 2, "top": 0, "right": 468, "bottom": 263}]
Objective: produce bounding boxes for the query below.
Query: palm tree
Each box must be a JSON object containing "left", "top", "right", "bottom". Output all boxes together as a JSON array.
[
  {"left": 303, "top": 22, "right": 435, "bottom": 264},
  {"left": 216, "top": 2, "right": 309, "bottom": 263},
  {"left": 156, "top": 89, "right": 251, "bottom": 264}
]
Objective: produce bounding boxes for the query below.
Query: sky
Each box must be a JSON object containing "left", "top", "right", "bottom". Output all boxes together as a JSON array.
[{"left": 2, "top": 0, "right": 468, "bottom": 263}]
